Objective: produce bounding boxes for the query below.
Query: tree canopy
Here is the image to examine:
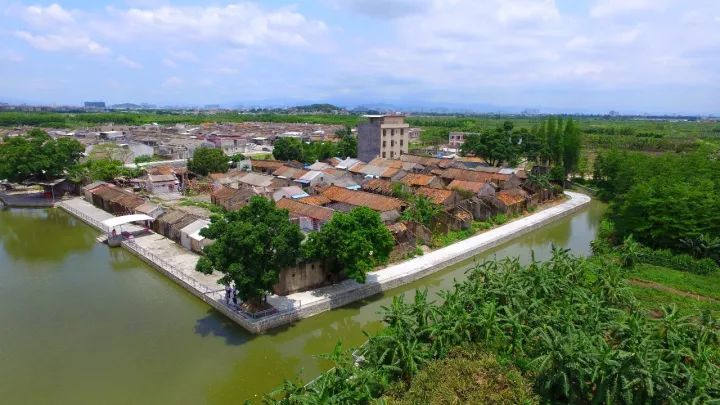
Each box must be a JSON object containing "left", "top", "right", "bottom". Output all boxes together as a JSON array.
[
  {"left": 460, "top": 121, "right": 522, "bottom": 167},
  {"left": 187, "top": 147, "right": 229, "bottom": 176},
  {"left": 272, "top": 137, "right": 304, "bottom": 162},
  {"left": 303, "top": 207, "right": 395, "bottom": 283},
  {"left": 0, "top": 129, "right": 84, "bottom": 182},
  {"left": 196, "top": 196, "right": 304, "bottom": 308},
  {"left": 594, "top": 148, "right": 720, "bottom": 258}
]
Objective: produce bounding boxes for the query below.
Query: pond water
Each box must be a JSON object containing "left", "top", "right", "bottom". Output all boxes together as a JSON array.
[{"left": 0, "top": 199, "right": 605, "bottom": 404}]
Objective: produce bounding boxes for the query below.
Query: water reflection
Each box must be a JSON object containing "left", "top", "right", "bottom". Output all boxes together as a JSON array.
[
  {"left": 194, "top": 309, "right": 252, "bottom": 346},
  {"left": 0, "top": 208, "right": 96, "bottom": 263}
]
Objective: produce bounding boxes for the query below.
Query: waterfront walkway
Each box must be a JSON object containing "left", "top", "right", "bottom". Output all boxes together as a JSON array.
[{"left": 57, "top": 192, "right": 591, "bottom": 333}]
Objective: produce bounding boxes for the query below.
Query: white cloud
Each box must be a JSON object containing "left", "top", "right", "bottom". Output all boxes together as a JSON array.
[
  {"left": 590, "top": 0, "right": 663, "bottom": 18},
  {"left": 117, "top": 55, "right": 141, "bottom": 69},
  {"left": 14, "top": 31, "right": 110, "bottom": 55},
  {"left": 162, "top": 76, "right": 183, "bottom": 87},
  {"left": 21, "top": 3, "right": 75, "bottom": 26},
  {"left": 99, "top": 3, "right": 327, "bottom": 47},
  {"left": 162, "top": 58, "right": 177, "bottom": 68}
]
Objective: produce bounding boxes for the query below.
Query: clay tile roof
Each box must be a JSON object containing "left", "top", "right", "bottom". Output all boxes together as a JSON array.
[
  {"left": 400, "top": 173, "right": 437, "bottom": 187},
  {"left": 212, "top": 185, "right": 239, "bottom": 200},
  {"left": 296, "top": 195, "right": 331, "bottom": 206},
  {"left": 438, "top": 168, "right": 510, "bottom": 183},
  {"left": 321, "top": 185, "right": 405, "bottom": 212},
  {"left": 361, "top": 178, "right": 395, "bottom": 195},
  {"left": 496, "top": 189, "right": 526, "bottom": 205},
  {"left": 448, "top": 179, "right": 486, "bottom": 193},
  {"left": 250, "top": 159, "right": 284, "bottom": 170},
  {"left": 276, "top": 198, "right": 334, "bottom": 222},
  {"left": 415, "top": 186, "right": 455, "bottom": 205}
]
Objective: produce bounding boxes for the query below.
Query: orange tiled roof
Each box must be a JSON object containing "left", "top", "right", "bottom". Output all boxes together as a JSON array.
[
  {"left": 297, "top": 195, "right": 332, "bottom": 206},
  {"left": 496, "top": 189, "right": 525, "bottom": 205},
  {"left": 361, "top": 178, "right": 395, "bottom": 195},
  {"left": 250, "top": 159, "right": 284, "bottom": 170},
  {"left": 276, "top": 198, "right": 334, "bottom": 222},
  {"left": 448, "top": 179, "right": 486, "bottom": 193},
  {"left": 437, "top": 168, "right": 509, "bottom": 183},
  {"left": 400, "top": 173, "right": 437, "bottom": 187},
  {"left": 415, "top": 186, "right": 455, "bottom": 205},
  {"left": 321, "top": 185, "right": 405, "bottom": 212}
]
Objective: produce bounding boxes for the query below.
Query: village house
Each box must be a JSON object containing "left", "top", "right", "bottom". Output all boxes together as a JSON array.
[
  {"left": 85, "top": 183, "right": 145, "bottom": 215},
  {"left": 146, "top": 173, "right": 179, "bottom": 194},
  {"left": 320, "top": 185, "right": 405, "bottom": 223},
  {"left": 179, "top": 219, "right": 212, "bottom": 254},
  {"left": 272, "top": 186, "right": 309, "bottom": 201},
  {"left": 398, "top": 173, "right": 445, "bottom": 189},
  {"left": 134, "top": 202, "right": 164, "bottom": 219},
  {"left": 211, "top": 186, "right": 257, "bottom": 211},
  {"left": 249, "top": 159, "right": 285, "bottom": 175},
  {"left": 276, "top": 198, "right": 335, "bottom": 232},
  {"left": 415, "top": 186, "right": 460, "bottom": 209},
  {"left": 295, "top": 170, "right": 335, "bottom": 188}
]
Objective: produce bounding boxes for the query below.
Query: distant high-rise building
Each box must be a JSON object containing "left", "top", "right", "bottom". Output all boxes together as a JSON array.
[
  {"left": 357, "top": 114, "right": 409, "bottom": 162},
  {"left": 608, "top": 110, "right": 620, "bottom": 117},
  {"left": 84, "top": 101, "right": 106, "bottom": 109}
]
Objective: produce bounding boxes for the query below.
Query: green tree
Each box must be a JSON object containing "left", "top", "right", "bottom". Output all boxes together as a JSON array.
[
  {"left": 272, "top": 137, "right": 303, "bottom": 161},
  {"left": 187, "top": 147, "right": 228, "bottom": 176},
  {"left": 460, "top": 122, "right": 521, "bottom": 166},
  {"left": 562, "top": 118, "right": 582, "bottom": 175},
  {"left": 0, "top": 129, "right": 84, "bottom": 182},
  {"left": 419, "top": 127, "right": 449, "bottom": 148},
  {"left": 303, "top": 207, "right": 395, "bottom": 283},
  {"left": 401, "top": 195, "right": 442, "bottom": 227},
  {"left": 196, "top": 196, "right": 304, "bottom": 309},
  {"left": 336, "top": 133, "right": 357, "bottom": 159},
  {"left": 134, "top": 155, "right": 154, "bottom": 164}
]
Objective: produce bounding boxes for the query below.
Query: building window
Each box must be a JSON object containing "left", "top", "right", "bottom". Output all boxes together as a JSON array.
[
  {"left": 382, "top": 152, "right": 386, "bottom": 158},
  {"left": 383, "top": 140, "right": 386, "bottom": 147},
  {"left": 400, "top": 139, "right": 403, "bottom": 146},
  {"left": 391, "top": 140, "right": 394, "bottom": 146},
  {"left": 400, "top": 129, "right": 404, "bottom": 135},
  {"left": 390, "top": 151, "right": 394, "bottom": 158},
  {"left": 391, "top": 129, "right": 395, "bottom": 136},
  {"left": 383, "top": 129, "right": 387, "bottom": 136}
]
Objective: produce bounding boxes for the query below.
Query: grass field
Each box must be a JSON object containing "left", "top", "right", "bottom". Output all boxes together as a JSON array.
[{"left": 629, "top": 264, "right": 720, "bottom": 317}]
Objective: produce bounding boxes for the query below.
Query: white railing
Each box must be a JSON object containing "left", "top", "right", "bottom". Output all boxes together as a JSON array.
[
  {"left": 123, "top": 238, "right": 212, "bottom": 294},
  {"left": 58, "top": 202, "right": 105, "bottom": 230}
]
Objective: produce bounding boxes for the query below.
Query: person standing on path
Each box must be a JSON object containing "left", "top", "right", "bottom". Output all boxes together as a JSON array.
[{"left": 224, "top": 285, "right": 231, "bottom": 304}]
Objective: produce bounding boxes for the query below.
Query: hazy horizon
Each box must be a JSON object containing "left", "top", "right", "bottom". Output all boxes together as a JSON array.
[{"left": 1, "top": 0, "right": 719, "bottom": 115}]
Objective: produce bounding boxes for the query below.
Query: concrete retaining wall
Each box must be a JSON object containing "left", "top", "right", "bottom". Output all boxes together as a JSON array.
[{"left": 58, "top": 191, "right": 591, "bottom": 333}]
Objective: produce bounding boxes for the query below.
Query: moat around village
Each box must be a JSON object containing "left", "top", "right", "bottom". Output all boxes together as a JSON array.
[{"left": 0, "top": 199, "right": 605, "bottom": 403}]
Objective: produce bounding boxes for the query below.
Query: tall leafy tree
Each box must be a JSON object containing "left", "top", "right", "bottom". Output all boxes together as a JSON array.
[
  {"left": 272, "top": 137, "right": 303, "bottom": 161},
  {"left": 0, "top": 129, "right": 83, "bottom": 182},
  {"left": 562, "top": 118, "right": 582, "bottom": 175},
  {"left": 303, "top": 207, "right": 395, "bottom": 283},
  {"left": 196, "top": 196, "right": 304, "bottom": 309},
  {"left": 336, "top": 133, "right": 357, "bottom": 159},
  {"left": 187, "top": 147, "right": 228, "bottom": 176},
  {"left": 460, "top": 122, "right": 521, "bottom": 166}
]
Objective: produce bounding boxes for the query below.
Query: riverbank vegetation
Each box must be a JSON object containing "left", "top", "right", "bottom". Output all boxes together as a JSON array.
[{"left": 267, "top": 249, "right": 720, "bottom": 403}]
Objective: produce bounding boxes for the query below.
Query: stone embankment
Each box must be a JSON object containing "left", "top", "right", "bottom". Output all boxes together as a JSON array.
[{"left": 57, "top": 191, "right": 591, "bottom": 333}]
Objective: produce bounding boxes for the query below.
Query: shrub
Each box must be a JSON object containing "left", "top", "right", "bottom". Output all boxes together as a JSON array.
[
  {"left": 640, "top": 248, "right": 718, "bottom": 275},
  {"left": 383, "top": 347, "right": 538, "bottom": 404}
]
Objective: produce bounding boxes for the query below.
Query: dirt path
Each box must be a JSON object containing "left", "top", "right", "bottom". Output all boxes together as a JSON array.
[{"left": 630, "top": 278, "right": 720, "bottom": 303}]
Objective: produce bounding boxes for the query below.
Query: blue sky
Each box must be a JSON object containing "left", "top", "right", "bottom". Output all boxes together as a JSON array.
[{"left": 1, "top": 0, "right": 719, "bottom": 114}]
